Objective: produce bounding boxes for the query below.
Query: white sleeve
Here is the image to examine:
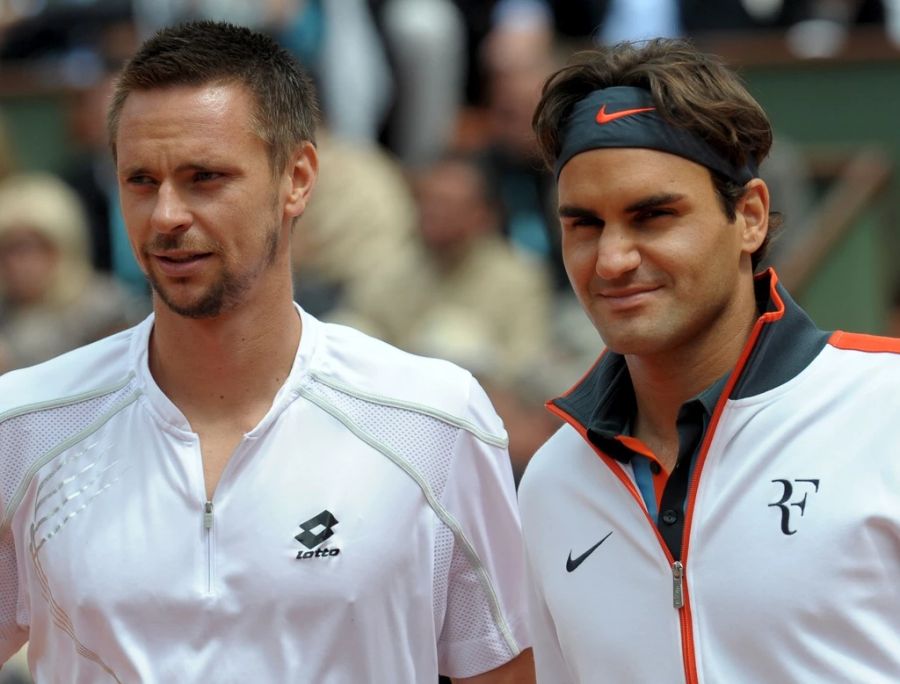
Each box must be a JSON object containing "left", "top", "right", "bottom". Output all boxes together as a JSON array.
[
  {"left": 0, "top": 535, "right": 27, "bottom": 664},
  {"left": 1, "top": 396, "right": 31, "bottom": 663},
  {"left": 435, "top": 376, "right": 532, "bottom": 679},
  {"left": 1, "top": 480, "right": 28, "bottom": 664}
]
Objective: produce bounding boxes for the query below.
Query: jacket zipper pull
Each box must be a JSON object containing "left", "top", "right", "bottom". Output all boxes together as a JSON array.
[
  {"left": 204, "top": 501, "right": 214, "bottom": 530},
  {"left": 672, "top": 561, "right": 684, "bottom": 608}
]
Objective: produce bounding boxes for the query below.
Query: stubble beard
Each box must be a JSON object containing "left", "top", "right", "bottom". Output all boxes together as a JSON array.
[{"left": 146, "top": 222, "right": 282, "bottom": 319}]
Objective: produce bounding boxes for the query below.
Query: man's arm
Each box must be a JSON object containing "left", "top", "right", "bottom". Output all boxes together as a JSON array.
[
  {"left": 436, "top": 376, "right": 533, "bottom": 681},
  {"left": 0, "top": 565, "right": 28, "bottom": 664},
  {"left": 452, "top": 648, "right": 535, "bottom": 684},
  {"left": 1, "top": 506, "right": 28, "bottom": 664}
]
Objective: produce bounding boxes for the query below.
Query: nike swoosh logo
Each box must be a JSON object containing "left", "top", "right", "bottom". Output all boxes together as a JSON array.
[
  {"left": 595, "top": 104, "right": 655, "bottom": 125},
  {"left": 566, "top": 531, "right": 613, "bottom": 572}
]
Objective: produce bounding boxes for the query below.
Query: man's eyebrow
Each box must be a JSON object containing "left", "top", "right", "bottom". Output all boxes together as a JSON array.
[
  {"left": 558, "top": 205, "right": 598, "bottom": 219},
  {"left": 120, "top": 165, "right": 150, "bottom": 178},
  {"left": 624, "top": 193, "right": 684, "bottom": 213},
  {"left": 175, "top": 162, "right": 219, "bottom": 173},
  {"left": 120, "top": 162, "right": 222, "bottom": 177},
  {"left": 559, "top": 193, "right": 685, "bottom": 219}
]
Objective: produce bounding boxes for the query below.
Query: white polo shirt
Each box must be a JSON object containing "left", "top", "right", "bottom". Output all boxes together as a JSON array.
[{"left": 0, "top": 306, "right": 530, "bottom": 682}]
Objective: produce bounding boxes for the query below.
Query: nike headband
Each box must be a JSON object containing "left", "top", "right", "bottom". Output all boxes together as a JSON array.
[{"left": 554, "top": 86, "right": 757, "bottom": 184}]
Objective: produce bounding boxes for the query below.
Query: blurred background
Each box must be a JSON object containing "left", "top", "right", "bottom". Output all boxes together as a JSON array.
[{"left": 0, "top": 1, "right": 898, "bottom": 680}]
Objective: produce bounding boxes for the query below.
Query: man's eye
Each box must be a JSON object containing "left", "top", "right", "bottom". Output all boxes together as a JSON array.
[
  {"left": 569, "top": 217, "right": 603, "bottom": 229},
  {"left": 127, "top": 175, "right": 155, "bottom": 186},
  {"left": 194, "top": 171, "right": 221, "bottom": 182},
  {"left": 637, "top": 209, "right": 673, "bottom": 222}
]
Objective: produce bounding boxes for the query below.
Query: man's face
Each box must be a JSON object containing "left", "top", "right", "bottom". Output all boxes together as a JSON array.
[
  {"left": 558, "top": 147, "right": 763, "bottom": 358},
  {"left": 115, "top": 83, "right": 304, "bottom": 318}
]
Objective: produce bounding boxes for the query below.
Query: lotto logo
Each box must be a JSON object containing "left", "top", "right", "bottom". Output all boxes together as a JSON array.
[{"left": 295, "top": 510, "right": 341, "bottom": 560}]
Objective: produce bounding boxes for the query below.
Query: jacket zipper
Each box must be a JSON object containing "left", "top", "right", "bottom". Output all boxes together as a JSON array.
[
  {"left": 601, "top": 449, "right": 700, "bottom": 682},
  {"left": 548, "top": 406, "right": 699, "bottom": 683},
  {"left": 204, "top": 500, "right": 214, "bottom": 594},
  {"left": 598, "top": 456, "right": 700, "bottom": 683},
  {"left": 547, "top": 403, "right": 707, "bottom": 682},
  {"left": 672, "top": 561, "right": 684, "bottom": 608},
  {"left": 675, "top": 559, "right": 698, "bottom": 684}
]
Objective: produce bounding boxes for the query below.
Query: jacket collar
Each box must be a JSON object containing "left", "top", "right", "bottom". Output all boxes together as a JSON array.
[{"left": 549, "top": 269, "right": 830, "bottom": 433}]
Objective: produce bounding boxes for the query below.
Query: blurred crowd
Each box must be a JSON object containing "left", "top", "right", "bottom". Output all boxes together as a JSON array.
[
  {"left": 0, "top": 0, "right": 898, "bottom": 473},
  {"left": 1, "top": 0, "right": 898, "bottom": 463},
  {"left": 0, "top": 1, "right": 899, "bottom": 681}
]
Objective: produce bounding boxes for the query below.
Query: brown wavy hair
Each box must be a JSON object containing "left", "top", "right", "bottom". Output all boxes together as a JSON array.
[{"left": 533, "top": 39, "right": 781, "bottom": 269}]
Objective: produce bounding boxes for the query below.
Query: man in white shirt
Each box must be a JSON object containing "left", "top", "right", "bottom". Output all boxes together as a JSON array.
[{"left": 0, "top": 20, "right": 533, "bottom": 683}]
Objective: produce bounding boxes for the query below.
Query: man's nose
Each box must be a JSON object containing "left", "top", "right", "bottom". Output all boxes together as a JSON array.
[
  {"left": 150, "top": 182, "right": 191, "bottom": 234},
  {"left": 594, "top": 224, "right": 640, "bottom": 280}
]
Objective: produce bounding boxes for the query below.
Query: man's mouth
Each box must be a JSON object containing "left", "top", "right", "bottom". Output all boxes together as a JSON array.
[
  {"left": 596, "top": 283, "right": 661, "bottom": 299},
  {"left": 154, "top": 252, "right": 211, "bottom": 262},
  {"left": 151, "top": 251, "right": 214, "bottom": 276}
]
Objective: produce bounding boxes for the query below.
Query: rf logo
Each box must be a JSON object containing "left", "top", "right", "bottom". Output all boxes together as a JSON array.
[{"left": 768, "top": 479, "right": 820, "bottom": 535}]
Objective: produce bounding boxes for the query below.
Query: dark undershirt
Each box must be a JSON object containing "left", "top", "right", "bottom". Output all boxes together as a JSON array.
[{"left": 587, "top": 372, "right": 729, "bottom": 562}]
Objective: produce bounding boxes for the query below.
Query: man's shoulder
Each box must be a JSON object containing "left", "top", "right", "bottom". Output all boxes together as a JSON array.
[
  {"left": 309, "top": 318, "right": 503, "bottom": 434},
  {"left": 827, "top": 331, "right": 900, "bottom": 357},
  {"left": 821, "top": 331, "right": 900, "bottom": 385},
  {"left": 0, "top": 324, "right": 139, "bottom": 420},
  {"left": 518, "top": 423, "right": 585, "bottom": 503},
  {"left": 315, "top": 319, "right": 472, "bottom": 397}
]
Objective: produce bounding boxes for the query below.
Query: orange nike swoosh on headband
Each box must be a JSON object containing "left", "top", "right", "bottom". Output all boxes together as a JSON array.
[{"left": 595, "top": 104, "right": 656, "bottom": 125}]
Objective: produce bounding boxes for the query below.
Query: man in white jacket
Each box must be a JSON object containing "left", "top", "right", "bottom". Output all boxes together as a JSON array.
[{"left": 518, "top": 38, "right": 900, "bottom": 683}]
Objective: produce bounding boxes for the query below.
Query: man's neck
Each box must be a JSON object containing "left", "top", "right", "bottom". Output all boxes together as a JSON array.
[
  {"left": 627, "top": 298, "right": 759, "bottom": 468},
  {"left": 148, "top": 293, "right": 301, "bottom": 428}
]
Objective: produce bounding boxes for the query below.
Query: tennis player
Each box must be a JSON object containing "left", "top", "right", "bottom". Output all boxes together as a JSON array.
[
  {"left": 518, "top": 38, "right": 900, "bottom": 683},
  {"left": 0, "top": 21, "right": 533, "bottom": 683}
]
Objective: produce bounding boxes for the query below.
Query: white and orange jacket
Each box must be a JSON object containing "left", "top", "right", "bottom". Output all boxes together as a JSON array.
[{"left": 519, "top": 270, "right": 900, "bottom": 683}]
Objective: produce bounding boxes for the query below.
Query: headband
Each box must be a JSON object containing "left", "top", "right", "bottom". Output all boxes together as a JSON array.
[{"left": 554, "top": 86, "right": 757, "bottom": 184}]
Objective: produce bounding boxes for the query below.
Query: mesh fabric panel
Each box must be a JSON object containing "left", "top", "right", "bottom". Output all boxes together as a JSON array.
[
  {"left": 310, "top": 381, "right": 459, "bottom": 502},
  {"left": 432, "top": 519, "right": 454, "bottom": 625},
  {"left": 0, "top": 381, "right": 137, "bottom": 640},
  {"left": 440, "top": 536, "right": 516, "bottom": 675},
  {"left": 0, "top": 540, "right": 23, "bottom": 642}
]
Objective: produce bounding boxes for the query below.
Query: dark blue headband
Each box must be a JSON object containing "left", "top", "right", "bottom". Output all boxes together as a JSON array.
[{"left": 554, "top": 86, "right": 757, "bottom": 184}]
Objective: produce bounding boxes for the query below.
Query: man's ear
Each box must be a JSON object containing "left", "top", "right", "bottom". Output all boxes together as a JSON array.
[
  {"left": 284, "top": 141, "right": 318, "bottom": 219},
  {"left": 737, "top": 177, "right": 769, "bottom": 254}
]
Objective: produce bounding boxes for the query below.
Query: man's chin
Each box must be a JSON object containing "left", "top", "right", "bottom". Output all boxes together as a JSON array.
[
  {"left": 172, "top": 303, "right": 225, "bottom": 319},
  {"left": 152, "top": 286, "right": 228, "bottom": 320},
  {"left": 597, "top": 328, "right": 667, "bottom": 357}
]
